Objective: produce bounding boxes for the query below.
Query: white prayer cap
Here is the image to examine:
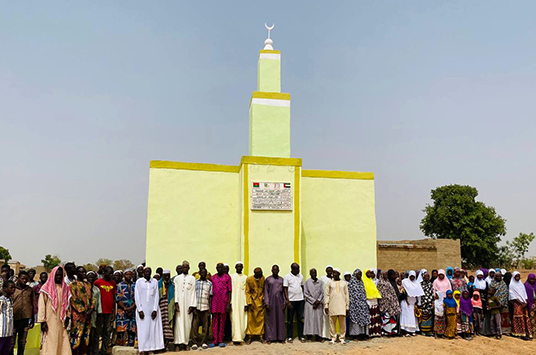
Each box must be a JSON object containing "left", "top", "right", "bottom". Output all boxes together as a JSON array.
[
  {"left": 114, "top": 270, "right": 122, "bottom": 275},
  {"left": 333, "top": 268, "right": 341, "bottom": 273},
  {"left": 224, "top": 263, "right": 229, "bottom": 267},
  {"left": 343, "top": 271, "right": 351, "bottom": 276},
  {"left": 137, "top": 264, "right": 143, "bottom": 268},
  {"left": 163, "top": 270, "right": 171, "bottom": 274},
  {"left": 235, "top": 261, "right": 243, "bottom": 266},
  {"left": 87, "top": 271, "right": 97, "bottom": 276},
  {"left": 326, "top": 265, "right": 333, "bottom": 269}
]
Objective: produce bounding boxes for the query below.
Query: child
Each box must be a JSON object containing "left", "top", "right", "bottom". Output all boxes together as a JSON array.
[
  {"left": 434, "top": 291, "right": 446, "bottom": 338},
  {"left": 487, "top": 288, "right": 502, "bottom": 339},
  {"left": 444, "top": 290, "right": 458, "bottom": 339},
  {"left": 458, "top": 291, "right": 473, "bottom": 340},
  {"left": 471, "top": 293, "right": 483, "bottom": 335},
  {"left": 0, "top": 280, "right": 16, "bottom": 355}
]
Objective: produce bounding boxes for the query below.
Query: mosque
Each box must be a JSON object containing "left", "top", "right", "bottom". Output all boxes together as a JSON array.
[{"left": 145, "top": 27, "right": 377, "bottom": 275}]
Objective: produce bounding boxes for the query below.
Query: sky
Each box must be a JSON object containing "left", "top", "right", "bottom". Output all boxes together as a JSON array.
[{"left": 1, "top": 1, "right": 535, "bottom": 267}]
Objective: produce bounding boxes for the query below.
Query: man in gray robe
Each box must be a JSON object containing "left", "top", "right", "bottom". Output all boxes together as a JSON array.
[{"left": 304, "top": 268, "right": 324, "bottom": 341}]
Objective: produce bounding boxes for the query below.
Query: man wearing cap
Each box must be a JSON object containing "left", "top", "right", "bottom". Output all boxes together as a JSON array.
[
  {"left": 173, "top": 261, "right": 196, "bottom": 351},
  {"left": 158, "top": 270, "right": 175, "bottom": 347},
  {"left": 230, "top": 262, "right": 247, "bottom": 344},
  {"left": 320, "top": 265, "right": 334, "bottom": 341},
  {"left": 324, "top": 268, "right": 349, "bottom": 344}
]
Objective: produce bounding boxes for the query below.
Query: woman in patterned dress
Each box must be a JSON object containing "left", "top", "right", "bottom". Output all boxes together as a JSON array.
[
  {"left": 419, "top": 271, "right": 434, "bottom": 336},
  {"left": 116, "top": 270, "right": 136, "bottom": 346},
  {"left": 347, "top": 269, "right": 371, "bottom": 340},
  {"left": 376, "top": 271, "right": 401, "bottom": 336},
  {"left": 509, "top": 271, "right": 533, "bottom": 340},
  {"left": 524, "top": 273, "right": 536, "bottom": 338},
  {"left": 363, "top": 269, "right": 382, "bottom": 337},
  {"left": 490, "top": 272, "right": 511, "bottom": 335},
  {"left": 70, "top": 266, "right": 94, "bottom": 355}
]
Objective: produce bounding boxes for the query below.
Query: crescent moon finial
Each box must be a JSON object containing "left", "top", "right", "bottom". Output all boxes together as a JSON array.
[{"left": 265, "top": 23, "right": 275, "bottom": 39}]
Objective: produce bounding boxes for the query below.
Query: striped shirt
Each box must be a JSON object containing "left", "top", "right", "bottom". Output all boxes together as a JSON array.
[
  {"left": 195, "top": 280, "right": 212, "bottom": 311},
  {"left": 0, "top": 295, "right": 14, "bottom": 337}
]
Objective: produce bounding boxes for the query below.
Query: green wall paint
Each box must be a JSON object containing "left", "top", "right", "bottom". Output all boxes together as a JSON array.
[
  {"left": 257, "top": 57, "right": 281, "bottom": 93},
  {"left": 249, "top": 103, "right": 290, "bottom": 158}
]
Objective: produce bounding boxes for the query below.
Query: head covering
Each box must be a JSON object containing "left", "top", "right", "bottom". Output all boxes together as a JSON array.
[
  {"left": 163, "top": 270, "right": 171, "bottom": 274},
  {"left": 343, "top": 271, "right": 351, "bottom": 276},
  {"left": 433, "top": 269, "right": 452, "bottom": 293},
  {"left": 376, "top": 271, "right": 401, "bottom": 316},
  {"left": 459, "top": 291, "right": 473, "bottom": 316},
  {"left": 444, "top": 290, "right": 457, "bottom": 308},
  {"left": 235, "top": 261, "right": 243, "bottom": 266},
  {"left": 524, "top": 273, "right": 536, "bottom": 312},
  {"left": 87, "top": 271, "right": 97, "bottom": 276},
  {"left": 113, "top": 270, "right": 122, "bottom": 275},
  {"left": 369, "top": 268, "right": 378, "bottom": 284},
  {"left": 485, "top": 269, "right": 495, "bottom": 286},
  {"left": 446, "top": 267, "right": 454, "bottom": 280},
  {"left": 347, "top": 269, "right": 371, "bottom": 326},
  {"left": 501, "top": 269, "right": 507, "bottom": 275},
  {"left": 326, "top": 265, "right": 333, "bottom": 269},
  {"left": 503, "top": 272, "right": 513, "bottom": 286},
  {"left": 480, "top": 268, "right": 488, "bottom": 278},
  {"left": 473, "top": 270, "right": 487, "bottom": 290},
  {"left": 137, "top": 264, "right": 143, "bottom": 269},
  {"left": 453, "top": 290, "right": 461, "bottom": 308},
  {"left": 434, "top": 291, "right": 445, "bottom": 315},
  {"left": 40, "top": 266, "right": 71, "bottom": 321},
  {"left": 509, "top": 271, "right": 528, "bottom": 302},
  {"left": 362, "top": 269, "right": 381, "bottom": 299},
  {"left": 471, "top": 293, "right": 482, "bottom": 309},
  {"left": 402, "top": 271, "right": 424, "bottom": 297},
  {"left": 416, "top": 269, "right": 427, "bottom": 283},
  {"left": 333, "top": 268, "right": 341, "bottom": 273}
]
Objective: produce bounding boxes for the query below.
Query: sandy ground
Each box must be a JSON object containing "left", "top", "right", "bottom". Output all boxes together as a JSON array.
[{"left": 156, "top": 335, "right": 534, "bottom": 355}]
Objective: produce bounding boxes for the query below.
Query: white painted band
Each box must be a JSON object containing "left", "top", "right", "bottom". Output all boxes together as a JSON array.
[
  {"left": 251, "top": 98, "right": 290, "bottom": 107},
  {"left": 259, "top": 53, "right": 281, "bottom": 60}
]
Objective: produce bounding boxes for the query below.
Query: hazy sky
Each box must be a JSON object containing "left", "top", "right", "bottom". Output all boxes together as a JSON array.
[{"left": 1, "top": 1, "right": 535, "bottom": 267}]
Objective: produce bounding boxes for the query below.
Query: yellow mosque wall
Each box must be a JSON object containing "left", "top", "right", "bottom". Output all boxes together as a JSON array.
[
  {"left": 300, "top": 171, "right": 377, "bottom": 275},
  {"left": 145, "top": 161, "right": 240, "bottom": 272}
]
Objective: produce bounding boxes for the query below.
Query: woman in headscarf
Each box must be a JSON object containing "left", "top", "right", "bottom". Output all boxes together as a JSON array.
[
  {"left": 369, "top": 269, "right": 378, "bottom": 285},
  {"left": 363, "top": 270, "right": 382, "bottom": 337},
  {"left": 38, "top": 266, "right": 72, "bottom": 355},
  {"left": 458, "top": 290, "right": 473, "bottom": 340},
  {"left": 450, "top": 268, "right": 468, "bottom": 293},
  {"left": 433, "top": 269, "right": 452, "bottom": 295},
  {"left": 446, "top": 267, "right": 454, "bottom": 280},
  {"left": 524, "top": 273, "right": 536, "bottom": 337},
  {"left": 376, "top": 271, "right": 401, "bottom": 336},
  {"left": 509, "top": 271, "right": 533, "bottom": 340},
  {"left": 418, "top": 270, "right": 434, "bottom": 336},
  {"left": 347, "top": 269, "right": 371, "bottom": 340},
  {"left": 443, "top": 290, "right": 458, "bottom": 339},
  {"left": 69, "top": 266, "right": 93, "bottom": 355},
  {"left": 472, "top": 270, "right": 488, "bottom": 335},
  {"left": 485, "top": 269, "right": 496, "bottom": 287},
  {"left": 430, "top": 270, "right": 438, "bottom": 284},
  {"left": 400, "top": 271, "right": 423, "bottom": 336},
  {"left": 490, "top": 271, "right": 511, "bottom": 335}
]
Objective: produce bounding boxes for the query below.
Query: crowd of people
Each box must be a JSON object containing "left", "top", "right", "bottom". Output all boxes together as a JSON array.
[{"left": 0, "top": 261, "right": 535, "bottom": 355}]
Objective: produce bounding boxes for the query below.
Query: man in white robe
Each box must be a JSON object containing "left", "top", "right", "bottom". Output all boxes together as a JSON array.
[
  {"left": 320, "top": 265, "right": 333, "bottom": 340},
  {"left": 135, "top": 267, "right": 164, "bottom": 354},
  {"left": 174, "top": 261, "right": 196, "bottom": 350},
  {"left": 230, "top": 262, "right": 247, "bottom": 344}
]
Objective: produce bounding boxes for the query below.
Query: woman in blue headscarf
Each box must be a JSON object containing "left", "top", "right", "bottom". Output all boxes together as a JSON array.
[
  {"left": 445, "top": 267, "right": 454, "bottom": 280},
  {"left": 444, "top": 290, "right": 458, "bottom": 339}
]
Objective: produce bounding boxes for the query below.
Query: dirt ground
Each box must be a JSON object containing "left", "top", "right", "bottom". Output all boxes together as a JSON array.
[{"left": 161, "top": 335, "right": 534, "bottom": 355}]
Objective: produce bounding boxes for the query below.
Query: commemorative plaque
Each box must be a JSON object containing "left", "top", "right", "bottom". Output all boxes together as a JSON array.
[{"left": 251, "top": 182, "right": 292, "bottom": 211}]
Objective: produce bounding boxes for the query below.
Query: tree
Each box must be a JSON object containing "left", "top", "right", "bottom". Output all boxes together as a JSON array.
[
  {"left": 82, "top": 263, "right": 98, "bottom": 272},
  {"left": 95, "top": 258, "right": 113, "bottom": 267},
  {"left": 496, "top": 245, "right": 514, "bottom": 269},
  {"left": 506, "top": 232, "right": 535, "bottom": 268},
  {"left": 41, "top": 254, "right": 61, "bottom": 272},
  {"left": 113, "top": 259, "right": 134, "bottom": 271},
  {"left": 0, "top": 246, "right": 12, "bottom": 263},
  {"left": 420, "top": 184, "right": 507, "bottom": 268}
]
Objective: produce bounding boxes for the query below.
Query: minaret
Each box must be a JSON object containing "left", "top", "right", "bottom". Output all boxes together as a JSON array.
[{"left": 249, "top": 24, "right": 291, "bottom": 158}]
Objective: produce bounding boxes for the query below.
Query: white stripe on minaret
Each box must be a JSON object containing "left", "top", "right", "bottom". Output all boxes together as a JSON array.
[
  {"left": 251, "top": 98, "right": 290, "bottom": 107},
  {"left": 259, "top": 53, "right": 281, "bottom": 60}
]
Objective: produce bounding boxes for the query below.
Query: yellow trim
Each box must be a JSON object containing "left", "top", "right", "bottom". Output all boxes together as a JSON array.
[
  {"left": 240, "top": 156, "right": 302, "bottom": 167},
  {"left": 259, "top": 50, "right": 281, "bottom": 54},
  {"left": 251, "top": 91, "right": 290, "bottom": 100},
  {"left": 302, "top": 169, "right": 374, "bottom": 180},
  {"left": 150, "top": 160, "right": 240, "bottom": 173},
  {"left": 243, "top": 164, "right": 250, "bottom": 273},
  {"left": 294, "top": 167, "right": 300, "bottom": 263}
]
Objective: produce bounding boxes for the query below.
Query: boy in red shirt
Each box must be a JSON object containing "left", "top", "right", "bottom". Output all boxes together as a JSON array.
[{"left": 94, "top": 266, "right": 117, "bottom": 354}]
